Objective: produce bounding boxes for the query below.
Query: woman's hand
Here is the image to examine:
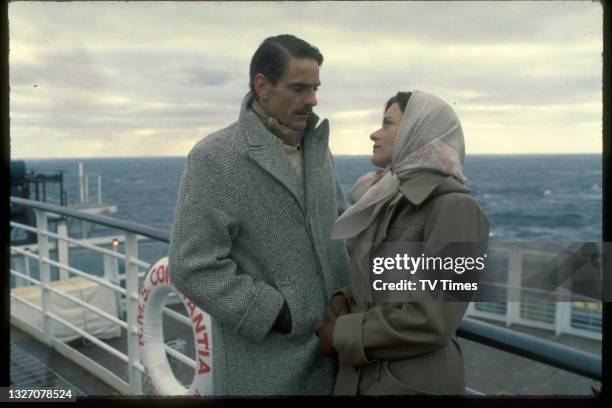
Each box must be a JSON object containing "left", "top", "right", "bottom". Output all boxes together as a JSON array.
[
  {"left": 325, "top": 293, "right": 350, "bottom": 321},
  {"left": 315, "top": 320, "right": 337, "bottom": 358},
  {"left": 316, "top": 293, "right": 349, "bottom": 357}
]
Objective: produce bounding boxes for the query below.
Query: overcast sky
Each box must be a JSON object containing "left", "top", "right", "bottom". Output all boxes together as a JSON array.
[{"left": 9, "top": 1, "right": 602, "bottom": 158}]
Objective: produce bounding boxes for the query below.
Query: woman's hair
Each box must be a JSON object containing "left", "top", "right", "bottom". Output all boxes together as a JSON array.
[{"left": 385, "top": 91, "right": 412, "bottom": 113}]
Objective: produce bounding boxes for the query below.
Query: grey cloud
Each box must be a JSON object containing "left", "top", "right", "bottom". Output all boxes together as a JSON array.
[
  {"left": 8, "top": 1, "right": 602, "bottom": 157},
  {"left": 188, "top": 68, "right": 233, "bottom": 87},
  {"left": 296, "top": 2, "right": 601, "bottom": 45}
]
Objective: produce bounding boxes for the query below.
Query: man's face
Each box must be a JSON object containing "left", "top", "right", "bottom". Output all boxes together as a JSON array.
[{"left": 259, "top": 57, "right": 320, "bottom": 130}]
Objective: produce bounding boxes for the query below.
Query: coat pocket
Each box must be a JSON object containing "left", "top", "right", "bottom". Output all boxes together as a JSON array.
[{"left": 275, "top": 275, "right": 323, "bottom": 337}]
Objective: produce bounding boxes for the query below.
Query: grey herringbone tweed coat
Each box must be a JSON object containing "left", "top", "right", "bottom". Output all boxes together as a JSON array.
[{"left": 168, "top": 92, "right": 349, "bottom": 395}]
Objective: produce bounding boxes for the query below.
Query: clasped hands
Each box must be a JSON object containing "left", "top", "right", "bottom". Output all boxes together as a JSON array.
[{"left": 315, "top": 293, "right": 350, "bottom": 358}]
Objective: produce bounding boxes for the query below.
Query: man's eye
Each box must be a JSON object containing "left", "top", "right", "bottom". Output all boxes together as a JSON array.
[{"left": 293, "top": 86, "right": 304, "bottom": 92}]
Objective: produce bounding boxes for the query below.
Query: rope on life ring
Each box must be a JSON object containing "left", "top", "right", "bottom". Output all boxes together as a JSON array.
[{"left": 137, "top": 257, "right": 213, "bottom": 395}]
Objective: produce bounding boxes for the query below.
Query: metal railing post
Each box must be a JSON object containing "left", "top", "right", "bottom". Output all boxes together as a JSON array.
[
  {"left": 35, "top": 209, "right": 55, "bottom": 344},
  {"left": 78, "top": 162, "right": 85, "bottom": 204},
  {"left": 507, "top": 246, "right": 522, "bottom": 327},
  {"left": 104, "top": 252, "right": 123, "bottom": 318},
  {"left": 556, "top": 300, "right": 572, "bottom": 337},
  {"left": 124, "top": 232, "right": 142, "bottom": 394},
  {"left": 24, "top": 252, "right": 31, "bottom": 286},
  {"left": 85, "top": 174, "right": 90, "bottom": 203},
  {"left": 97, "top": 174, "right": 102, "bottom": 204},
  {"left": 57, "top": 221, "right": 70, "bottom": 280}
]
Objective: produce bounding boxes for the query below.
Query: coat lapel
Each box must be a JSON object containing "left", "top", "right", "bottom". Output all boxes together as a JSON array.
[
  {"left": 240, "top": 97, "right": 306, "bottom": 211},
  {"left": 370, "top": 193, "right": 404, "bottom": 251},
  {"left": 302, "top": 118, "right": 329, "bottom": 214}
]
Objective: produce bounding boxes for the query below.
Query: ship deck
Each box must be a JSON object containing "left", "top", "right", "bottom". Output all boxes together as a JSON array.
[{"left": 9, "top": 304, "right": 602, "bottom": 396}]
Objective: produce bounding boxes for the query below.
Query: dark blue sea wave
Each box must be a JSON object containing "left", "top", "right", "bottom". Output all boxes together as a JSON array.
[{"left": 18, "top": 154, "right": 602, "bottom": 242}]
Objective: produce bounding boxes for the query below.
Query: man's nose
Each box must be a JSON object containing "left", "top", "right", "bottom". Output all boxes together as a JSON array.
[
  {"left": 370, "top": 129, "right": 381, "bottom": 141},
  {"left": 304, "top": 89, "right": 317, "bottom": 107}
]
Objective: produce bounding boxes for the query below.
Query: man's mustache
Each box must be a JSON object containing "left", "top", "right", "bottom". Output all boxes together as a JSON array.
[{"left": 295, "top": 109, "right": 313, "bottom": 115}]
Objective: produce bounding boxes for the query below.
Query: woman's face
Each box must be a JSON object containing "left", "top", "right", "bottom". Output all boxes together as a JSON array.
[{"left": 370, "top": 102, "right": 403, "bottom": 168}]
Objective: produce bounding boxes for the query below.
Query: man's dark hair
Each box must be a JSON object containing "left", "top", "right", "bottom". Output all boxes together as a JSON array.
[
  {"left": 249, "top": 34, "right": 323, "bottom": 97},
  {"left": 385, "top": 91, "right": 412, "bottom": 113}
]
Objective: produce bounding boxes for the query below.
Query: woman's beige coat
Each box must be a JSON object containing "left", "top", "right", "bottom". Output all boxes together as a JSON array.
[{"left": 333, "top": 171, "right": 489, "bottom": 395}]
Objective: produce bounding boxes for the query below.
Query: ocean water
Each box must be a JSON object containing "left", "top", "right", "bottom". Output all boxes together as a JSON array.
[{"left": 17, "top": 154, "right": 603, "bottom": 242}]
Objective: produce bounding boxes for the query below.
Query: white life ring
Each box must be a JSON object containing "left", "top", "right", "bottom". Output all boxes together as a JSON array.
[{"left": 137, "top": 257, "right": 213, "bottom": 395}]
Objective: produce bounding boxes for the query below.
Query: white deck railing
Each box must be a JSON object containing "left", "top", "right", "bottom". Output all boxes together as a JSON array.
[
  {"left": 465, "top": 243, "right": 602, "bottom": 341},
  {"left": 10, "top": 196, "right": 602, "bottom": 395},
  {"left": 9, "top": 197, "right": 194, "bottom": 395}
]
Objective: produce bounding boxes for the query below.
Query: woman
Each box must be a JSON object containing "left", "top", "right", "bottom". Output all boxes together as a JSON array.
[{"left": 316, "top": 90, "right": 489, "bottom": 395}]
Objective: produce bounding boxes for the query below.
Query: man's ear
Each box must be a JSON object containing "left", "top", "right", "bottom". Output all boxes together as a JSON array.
[{"left": 254, "top": 73, "right": 270, "bottom": 102}]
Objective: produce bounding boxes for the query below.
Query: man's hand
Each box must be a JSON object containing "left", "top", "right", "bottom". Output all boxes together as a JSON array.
[
  {"left": 325, "top": 293, "right": 350, "bottom": 322},
  {"left": 315, "top": 320, "right": 337, "bottom": 358}
]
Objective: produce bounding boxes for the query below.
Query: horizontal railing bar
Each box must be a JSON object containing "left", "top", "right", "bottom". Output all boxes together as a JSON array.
[
  {"left": 10, "top": 221, "right": 41, "bottom": 235},
  {"left": 39, "top": 256, "right": 127, "bottom": 296},
  {"left": 10, "top": 248, "right": 149, "bottom": 290},
  {"left": 119, "top": 271, "right": 148, "bottom": 282},
  {"left": 476, "top": 282, "right": 602, "bottom": 303},
  {"left": 11, "top": 292, "right": 129, "bottom": 364},
  {"left": 11, "top": 221, "right": 157, "bottom": 248},
  {"left": 127, "top": 292, "right": 189, "bottom": 304},
  {"left": 164, "top": 344, "right": 197, "bottom": 370},
  {"left": 51, "top": 338, "right": 132, "bottom": 395},
  {"left": 44, "top": 284, "right": 128, "bottom": 330},
  {"left": 10, "top": 294, "right": 44, "bottom": 316},
  {"left": 162, "top": 306, "right": 192, "bottom": 327},
  {"left": 48, "top": 311, "right": 129, "bottom": 365},
  {"left": 10, "top": 246, "right": 44, "bottom": 261},
  {"left": 457, "top": 317, "right": 601, "bottom": 380},
  {"left": 133, "top": 361, "right": 145, "bottom": 374},
  {"left": 11, "top": 197, "right": 170, "bottom": 243},
  {"left": 13, "top": 220, "right": 128, "bottom": 259},
  {"left": 10, "top": 310, "right": 46, "bottom": 340},
  {"left": 11, "top": 293, "right": 42, "bottom": 310},
  {"left": 11, "top": 221, "right": 153, "bottom": 270},
  {"left": 10, "top": 269, "right": 41, "bottom": 286}
]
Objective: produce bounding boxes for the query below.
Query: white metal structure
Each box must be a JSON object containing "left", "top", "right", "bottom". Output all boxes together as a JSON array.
[
  {"left": 465, "top": 243, "right": 602, "bottom": 341},
  {"left": 9, "top": 197, "right": 195, "bottom": 395},
  {"left": 9, "top": 197, "right": 602, "bottom": 395},
  {"left": 78, "top": 162, "right": 103, "bottom": 205}
]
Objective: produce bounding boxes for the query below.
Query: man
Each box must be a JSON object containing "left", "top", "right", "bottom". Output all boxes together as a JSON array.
[{"left": 169, "top": 34, "right": 349, "bottom": 395}]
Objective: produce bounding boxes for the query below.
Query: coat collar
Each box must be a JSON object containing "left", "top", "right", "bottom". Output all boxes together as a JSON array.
[
  {"left": 398, "top": 171, "right": 469, "bottom": 206},
  {"left": 366, "top": 172, "right": 470, "bottom": 256},
  {"left": 239, "top": 92, "right": 323, "bottom": 148},
  {"left": 239, "top": 92, "right": 329, "bottom": 213}
]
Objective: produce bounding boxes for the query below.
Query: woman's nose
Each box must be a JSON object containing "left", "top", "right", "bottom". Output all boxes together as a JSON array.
[{"left": 370, "top": 129, "right": 381, "bottom": 141}]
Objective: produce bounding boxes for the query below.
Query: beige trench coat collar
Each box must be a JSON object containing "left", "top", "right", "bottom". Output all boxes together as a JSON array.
[
  {"left": 239, "top": 92, "right": 329, "bottom": 214},
  {"left": 399, "top": 171, "right": 469, "bottom": 206},
  {"left": 367, "top": 172, "right": 471, "bottom": 259}
]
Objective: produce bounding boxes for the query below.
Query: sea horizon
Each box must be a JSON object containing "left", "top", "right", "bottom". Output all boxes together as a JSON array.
[{"left": 10, "top": 155, "right": 603, "bottom": 243}]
